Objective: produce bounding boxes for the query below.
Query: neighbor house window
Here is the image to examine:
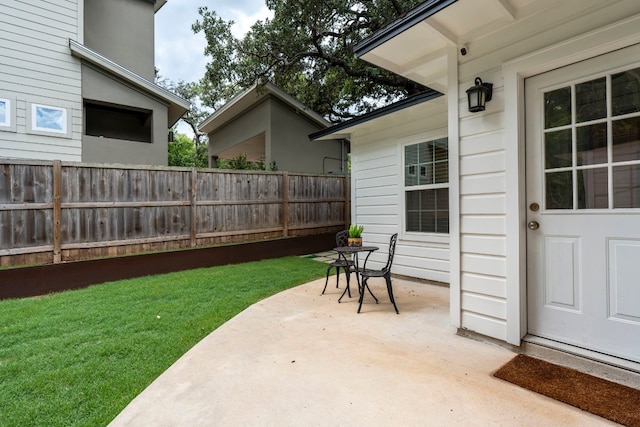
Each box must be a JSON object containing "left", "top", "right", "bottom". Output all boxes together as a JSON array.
[
  {"left": 31, "top": 104, "right": 68, "bottom": 134},
  {"left": 0, "top": 98, "right": 11, "bottom": 128},
  {"left": 85, "top": 101, "right": 152, "bottom": 143},
  {"left": 404, "top": 138, "right": 449, "bottom": 233},
  {"left": 26, "top": 103, "right": 71, "bottom": 138}
]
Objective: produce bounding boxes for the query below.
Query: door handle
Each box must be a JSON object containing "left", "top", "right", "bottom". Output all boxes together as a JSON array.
[{"left": 527, "top": 221, "right": 540, "bottom": 230}]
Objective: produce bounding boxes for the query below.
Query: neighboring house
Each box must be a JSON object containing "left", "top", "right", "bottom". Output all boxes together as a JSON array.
[
  {"left": 198, "top": 82, "right": 347, "bottom": 174},
  {"left": 0, "top": 0, "right": 189, "bottom": 165},
  {"left": 313, "top": 0, "right": 640, "bottom": 370}
]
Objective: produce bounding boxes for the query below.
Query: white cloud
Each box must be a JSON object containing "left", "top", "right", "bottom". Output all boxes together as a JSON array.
[
  {"left": 155, "top": 1, "right": 273, "bottom": 137},
  {"left": 228, "top": 5, "right": 273, "bottom": 38},
  {"left": 154, "top": 1, "right": 272, "bottom": 84}
]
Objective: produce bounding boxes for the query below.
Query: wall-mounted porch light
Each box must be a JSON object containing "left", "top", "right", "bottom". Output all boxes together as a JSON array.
[{"left": 466, "top": 77, "right": 493, "bottom": 113}]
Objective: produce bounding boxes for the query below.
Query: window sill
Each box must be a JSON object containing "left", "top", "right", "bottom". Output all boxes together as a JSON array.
[{"left": 401, "top": 232, "right": 449, "bottom": 245}]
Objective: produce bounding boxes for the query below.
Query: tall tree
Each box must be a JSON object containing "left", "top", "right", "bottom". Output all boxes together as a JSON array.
[
  {"left": 168, "top": 132, "right": 208, "bottom": 168},
  {"left": 156, "top": 77, "right": 210, "bottom": 147},
  {"left": 193, "top": 0, "right": 425, "bottom": 123}
]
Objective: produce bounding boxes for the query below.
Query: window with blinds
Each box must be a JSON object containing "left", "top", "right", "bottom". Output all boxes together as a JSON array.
[{"left": 404, "top": 138, "right": 449, "bottom": 233}]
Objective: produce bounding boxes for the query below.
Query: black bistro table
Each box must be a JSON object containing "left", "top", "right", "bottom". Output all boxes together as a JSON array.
[{"left": 333, "top": 245, "right": 379, "bottom": 305}]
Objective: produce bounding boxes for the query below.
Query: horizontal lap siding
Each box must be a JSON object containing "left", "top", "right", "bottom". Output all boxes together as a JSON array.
[
  {"left": 0, "top": 1, "right": 82, "bottom": 161},
  {"left": 458, "top": 86, "right": 508, "bottom": 338},
  {"left": 351, "top": 117, "right": 450, "bottom": 283},
  {"left": 454, "top": 0, "right": 640, "bottom": 342}
]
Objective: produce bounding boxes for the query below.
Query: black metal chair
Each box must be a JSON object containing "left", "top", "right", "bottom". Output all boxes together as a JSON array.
[
  {"left": 322, "top": 230, "right": 355, "bottom": 296},
  {"left": 358, "top": 233, "right": 399, "bottom": 314}
]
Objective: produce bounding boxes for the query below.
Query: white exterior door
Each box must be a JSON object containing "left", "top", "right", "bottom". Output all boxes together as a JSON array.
[{"left": 526, "top": 44, "right": 640, "bottom": 363}]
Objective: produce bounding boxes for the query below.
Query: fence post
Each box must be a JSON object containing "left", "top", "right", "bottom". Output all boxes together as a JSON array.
[
  {"left": 282, "top": 171, "right": 289, "bottom": 237},
  {"left": 53, "top": 160, "right": 62, "bottom": 263},
  {"left": 190, "top": 168, "right": 197, "bottom": 247}
]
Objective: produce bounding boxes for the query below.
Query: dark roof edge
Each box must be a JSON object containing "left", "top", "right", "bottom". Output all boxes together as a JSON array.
[
  {"left": 309, "top": 89, "right": 443, "bottom": 141},
  {"left": 354, "top": 0, "right": 458, "bottom": 57}
]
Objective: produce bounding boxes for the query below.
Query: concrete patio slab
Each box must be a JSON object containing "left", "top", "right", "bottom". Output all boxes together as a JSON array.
[{"left": 108, "top": 277, "right": 618, "bottom": 426}]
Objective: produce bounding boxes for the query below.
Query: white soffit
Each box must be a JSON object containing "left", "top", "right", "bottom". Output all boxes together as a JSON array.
[
  {"left": 313, "top": 96, "right": 446, "bottom": 141},
  {"left": 359, "top": 0, "right": 553, "bottom": 89},
  {"left": 361, "top": 22, "right": 449, "bottom": 91}
]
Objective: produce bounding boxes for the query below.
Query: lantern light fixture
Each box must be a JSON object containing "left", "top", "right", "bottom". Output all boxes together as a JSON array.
[{"left": 466, "top": 77, "right": 493, "bottom": 113}]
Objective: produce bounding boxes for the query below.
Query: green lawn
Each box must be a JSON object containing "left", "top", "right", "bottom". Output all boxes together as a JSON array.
[{"left": 0, "top": 256, "right": 327, "bottom": 427}]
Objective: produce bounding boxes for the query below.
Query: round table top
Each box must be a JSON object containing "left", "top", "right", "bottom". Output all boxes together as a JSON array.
[{"left": 334, "top": 245, "right": 379, "bottom": 253}]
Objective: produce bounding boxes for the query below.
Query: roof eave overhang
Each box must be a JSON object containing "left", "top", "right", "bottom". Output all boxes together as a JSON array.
[
  {"left": 69, "top": 39, "right": 190, "bottom": 126},
  {"left": 310, "top": 89, "right": 444, "bottom": 141},
  {"left": 198, "top": 82, "right": 331, "bottom": 134},
  {"left": 354, "top": 0, "right": 458, "bottom": 57},
  {"left": 154, "top": 0, "right": 168, "bottom": 13}
]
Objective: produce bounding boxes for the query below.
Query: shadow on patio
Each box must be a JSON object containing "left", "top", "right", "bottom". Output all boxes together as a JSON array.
[{"left": 109, "top": 277, "right": 617, "bottom": 426}]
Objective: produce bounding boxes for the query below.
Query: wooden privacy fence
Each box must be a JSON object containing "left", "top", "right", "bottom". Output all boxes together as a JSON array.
[{"left": 0, "top": 160, "right": 350, "bottom": 266}]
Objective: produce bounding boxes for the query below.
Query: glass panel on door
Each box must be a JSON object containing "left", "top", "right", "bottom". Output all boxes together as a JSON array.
[{"left": 543, "top": 67, "right": 640, "bottom": 210}]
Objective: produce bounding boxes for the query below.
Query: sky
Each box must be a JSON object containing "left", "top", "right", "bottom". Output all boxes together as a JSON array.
[{"left": 154, "top": 0, "right": 273, "bottom": 85}]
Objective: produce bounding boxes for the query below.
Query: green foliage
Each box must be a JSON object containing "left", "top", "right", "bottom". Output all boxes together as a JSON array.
[
  {"left": 168, "top": 132, "right": 208, "bottom": 168},
  {"left": 0, "top": 257, "right": 327, "bottom": 426},
  {"left": 192, "top": 0, "right": 426, "bottom": 122},
  {"left": 216, "top": 154, "right": 278, "bottom": 171},
  {"left": 349, "top": 223, "right": 364, "bottom": 238},
  {"left": 156, "top": 77, "right": 210, "bottom": 147}
]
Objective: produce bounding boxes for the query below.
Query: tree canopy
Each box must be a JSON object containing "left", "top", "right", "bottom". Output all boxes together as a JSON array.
[
  {"left": 193, "top": 0, "right": 425, "bottom": 123},
  {"left": 168, "top": 132, "right": 208, "bottom": 168}
]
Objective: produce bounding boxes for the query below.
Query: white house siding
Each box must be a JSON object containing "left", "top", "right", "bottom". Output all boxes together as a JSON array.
[
  {"left": 455, "top": 0, "right": 640, "bottom": 342},
  {"left": 350, "top": 104, "right": 449, "bottom": 283},
  {"left": 0, "top": 0, "right": 82, "bottom": 161}
]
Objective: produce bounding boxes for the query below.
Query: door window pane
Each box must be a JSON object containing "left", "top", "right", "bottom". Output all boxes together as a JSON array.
[
  {"left": 541, "top": 67, "right": 640, "bottom": 210},
  {"left": 576, "top": 77, "right": 606, "bottom": 123},
  {"left": 577, "top": 123, "right": 607, "bottom": 166},
  {"left": 545, "top": 129, "right": 572, "bottom": 169},
  {"left": 612, "top": 116, "right": 640, "bottom": 163},
  {"left": 613, "top": 165, "right": 640, "bottom": 208},
  {"left": 546, "top": 171, "right": 573, "bottom": 209},
  {"left": 612, "top": 68, "right": 640, "bottom": 116},
  {"left": 577, "top": 168, "right": 608, "bottom": 209},
  {"left": 545, "top": 87, "right": 571, "bottom": 129}
]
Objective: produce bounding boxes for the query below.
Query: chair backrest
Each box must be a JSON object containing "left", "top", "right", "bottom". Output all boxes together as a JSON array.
[
  {"left": 383, "top": 233, "right": 398, "bottom": 271},
  {"left": 335, "top": 229, "right": 350, "bottom": 247}
]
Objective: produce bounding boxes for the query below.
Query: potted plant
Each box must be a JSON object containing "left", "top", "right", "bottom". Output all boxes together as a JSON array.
[{"left": 348, "top": 224, "right": 364, "bottom": 247}]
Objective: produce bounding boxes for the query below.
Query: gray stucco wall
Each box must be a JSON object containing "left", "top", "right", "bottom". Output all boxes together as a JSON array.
[
  {"left": 209, "top": 101, "right": 270, "bottom": 159},
  {"left": 84, "top": 0, "right": 155, "bottom": 80},
  {"left": 208, "top": 97, "right": 346, "bottom": 173},
  {"left": 270, "top": 99, "right": 344, "bottom": 174},
  {"left": 81, "top": 65, "right": 169, "bottom": 165}
]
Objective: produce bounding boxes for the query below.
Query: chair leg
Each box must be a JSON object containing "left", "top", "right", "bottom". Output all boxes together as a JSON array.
[
  {"left": 322, "top": 266, "right": 333, "bottom": 294},
  {"left": 357, "top": 277, "right": 379, "bottom": 313},
  {"left": 344, "top": 268, "right": 351, "bottom": 298},
  {"left": 357, "top": 277, "right": 366, "bottom": 313},
  {"left": 385, "top": 274, "right": 399, "bottom": 314}
]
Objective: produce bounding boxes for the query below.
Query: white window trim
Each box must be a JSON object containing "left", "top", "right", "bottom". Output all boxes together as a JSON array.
[
  {"left": 398, "top": 130, "right": 449, "bottom": 244},
  {"left": 28, "top": 103, "right": 71, "bottom": 138},
  {"left": 0, "top": 96, "right": 17, "bottom": 132}
]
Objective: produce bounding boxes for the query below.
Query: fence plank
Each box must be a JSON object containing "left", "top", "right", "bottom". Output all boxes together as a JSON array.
[{"left": 0, "top": 160, "right": 348, "bottom": 266}]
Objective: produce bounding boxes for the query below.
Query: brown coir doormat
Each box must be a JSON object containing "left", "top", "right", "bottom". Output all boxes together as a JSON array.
[{"left": 494, "top": 354, "right": 640, "bottom": 427}]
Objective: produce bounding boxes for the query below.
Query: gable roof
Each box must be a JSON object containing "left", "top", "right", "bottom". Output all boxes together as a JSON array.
[
  {"left": 69, "top": 39, "right": 190, "bottom": 126},
  {"left": 309, "top": 89, "right": 444, "bottom": 141},
  {"left": 198, "top": 82, "right": 330, "bottom": 135}
]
